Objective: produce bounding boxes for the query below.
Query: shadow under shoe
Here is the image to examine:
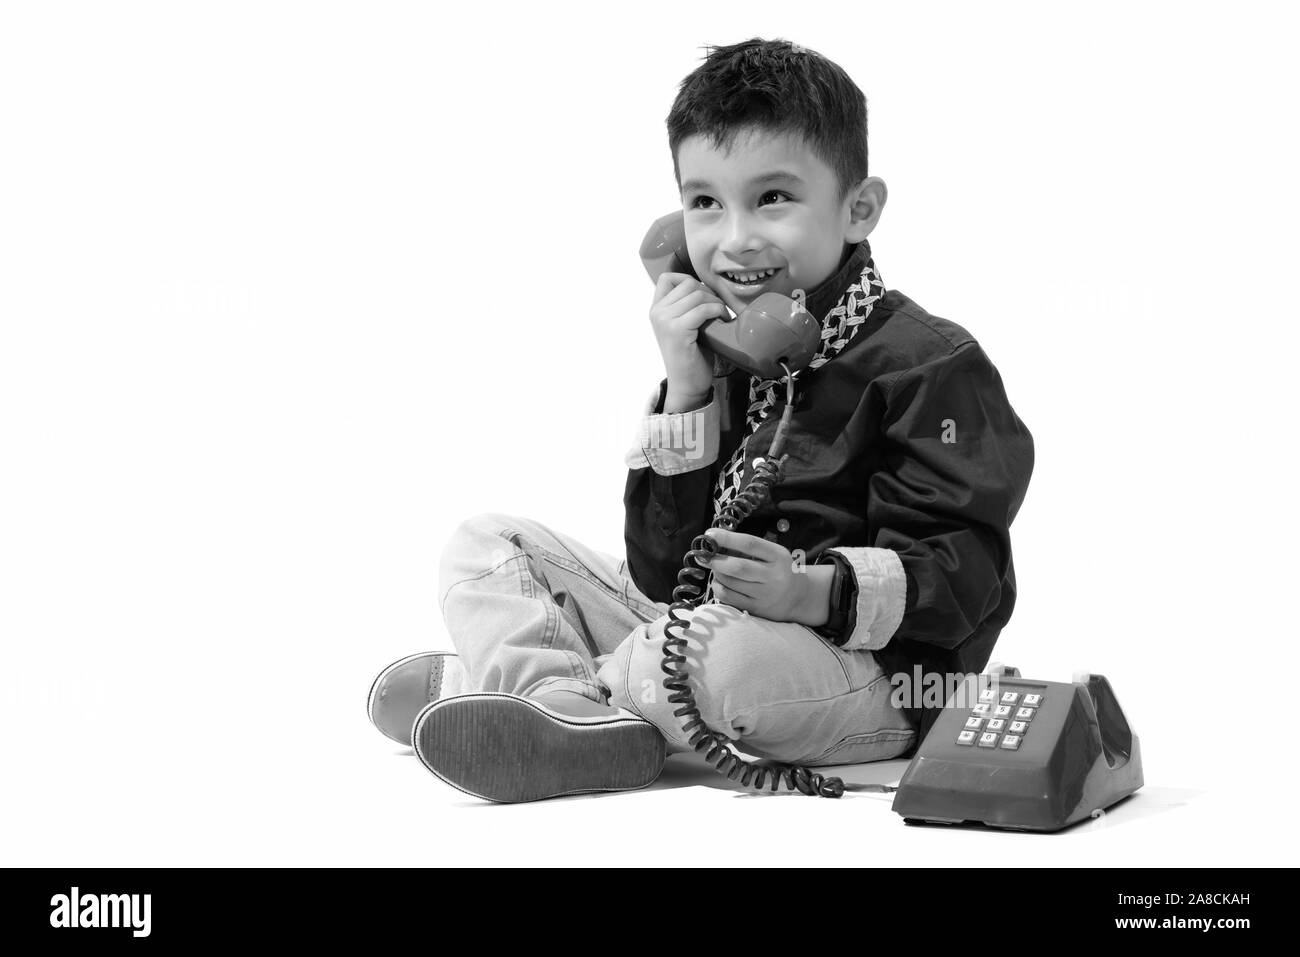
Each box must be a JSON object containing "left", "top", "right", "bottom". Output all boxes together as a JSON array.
[
  {"left": 367, "top": 651, "right": 465, "bottom": 747},
  {"left": 412, "top": 691, "right": 667, "bottom": 803}
]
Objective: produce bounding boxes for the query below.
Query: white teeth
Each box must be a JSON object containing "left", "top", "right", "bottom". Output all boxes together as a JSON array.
[{"left": 723, "top": 268, "right": 778, "bottom": 284}]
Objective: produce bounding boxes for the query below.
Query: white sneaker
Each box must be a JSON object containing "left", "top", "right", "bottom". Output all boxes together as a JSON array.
[{"left": 367, "top": 651, "right": 466, "bottom": 746}]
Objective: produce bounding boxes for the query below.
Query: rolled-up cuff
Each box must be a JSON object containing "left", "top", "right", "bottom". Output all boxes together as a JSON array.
[
  {"left": 823, "top": 546, "right": 907, "bottom": 652},
  {"left": 623, "top": 382, "right": 720, "bottom": 476}
]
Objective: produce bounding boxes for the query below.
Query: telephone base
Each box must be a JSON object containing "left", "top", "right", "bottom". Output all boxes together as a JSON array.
[{"left": 892, "top": 670, "right": 1143, "bottom": 833}]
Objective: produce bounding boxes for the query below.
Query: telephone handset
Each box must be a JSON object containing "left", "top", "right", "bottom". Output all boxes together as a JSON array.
[{"left": 639, "top": 211, "right": 821, "bottom": 380}]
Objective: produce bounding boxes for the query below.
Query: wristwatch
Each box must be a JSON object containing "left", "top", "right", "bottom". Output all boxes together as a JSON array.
[{"left": 813, "top": 551, "right": 856, "bottom": 646}]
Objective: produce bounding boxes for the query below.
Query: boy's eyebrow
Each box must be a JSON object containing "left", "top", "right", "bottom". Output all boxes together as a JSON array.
[{"left": 679, "top": 170, "right": 806, "bottom": 193}]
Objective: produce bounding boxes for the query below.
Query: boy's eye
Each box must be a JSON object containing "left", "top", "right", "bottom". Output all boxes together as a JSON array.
[{"left": 688, "top": 191, "right": 789, "bottom": 210}]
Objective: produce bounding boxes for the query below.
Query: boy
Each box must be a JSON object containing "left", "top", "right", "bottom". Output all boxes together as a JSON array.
[{"left": 367, "top": 38, "right": 1034, "bottom": 803}]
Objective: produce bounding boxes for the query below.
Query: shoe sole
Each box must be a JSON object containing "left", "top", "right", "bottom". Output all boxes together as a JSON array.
[
  {"left": 413, "top": 693, "right": 666, "bottom": 803},
  {"left": 366, "top": 651, "right": 459, "bottom": 745}
]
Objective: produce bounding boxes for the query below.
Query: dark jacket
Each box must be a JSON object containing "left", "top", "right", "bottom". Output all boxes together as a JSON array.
[{"left": 623, "top": 242, "right": 1035, "bottom": 742}]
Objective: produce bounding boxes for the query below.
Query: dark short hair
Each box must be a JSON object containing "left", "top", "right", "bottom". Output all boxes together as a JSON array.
[{"left": 666, "top": 38, "right": 869, "bottom": 202}]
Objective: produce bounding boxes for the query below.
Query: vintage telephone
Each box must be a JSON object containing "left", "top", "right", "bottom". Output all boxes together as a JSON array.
[
  {"left": 890, "top": 665, "right": 1144, "bottom": 830},
  {"left": 637, "top": 214, "right": 1144, "bottom": 823}
]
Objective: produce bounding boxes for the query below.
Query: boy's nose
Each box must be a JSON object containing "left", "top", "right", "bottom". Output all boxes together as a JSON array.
[{"left": 718, "top": 214, "right": 763, "bottom": 258}]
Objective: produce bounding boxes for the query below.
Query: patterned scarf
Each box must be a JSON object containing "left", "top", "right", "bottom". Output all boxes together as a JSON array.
[{"left": 710, "top": 251, "right": 886, "bottom": 522}]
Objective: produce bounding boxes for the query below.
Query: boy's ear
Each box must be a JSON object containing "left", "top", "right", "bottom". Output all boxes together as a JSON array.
[{"left": 844, "top": 176, "right": 887, "bottom": 243}]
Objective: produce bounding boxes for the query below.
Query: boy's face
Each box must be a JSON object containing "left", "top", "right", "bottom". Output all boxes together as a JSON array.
[{"left": 676, "top": 125, "right": 884, "bottom": 316}]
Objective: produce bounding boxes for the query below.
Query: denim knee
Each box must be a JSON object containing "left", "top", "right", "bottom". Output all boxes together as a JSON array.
[
  {"left": 597, "top": 600, "right": 919, "bottom": 765},
  {"left": 438, "top": 512, "right": 527, "bottom": 606},
  {"left": 599, "top": 604, "right": 814, "bottom": 751}
]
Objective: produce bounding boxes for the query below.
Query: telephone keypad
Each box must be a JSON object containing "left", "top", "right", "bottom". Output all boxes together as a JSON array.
[{"left": 955, "top": 690, "right": 1046, "bottom": 748}]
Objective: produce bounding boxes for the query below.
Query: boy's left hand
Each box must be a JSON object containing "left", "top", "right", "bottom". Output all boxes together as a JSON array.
[{"left": 696, "top": 528, "right": 820, "bottom": 625}]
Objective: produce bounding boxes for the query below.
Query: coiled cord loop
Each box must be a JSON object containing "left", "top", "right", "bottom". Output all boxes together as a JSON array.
[{"left": 659, "top": 364, "right": 846, "bottom": 799}]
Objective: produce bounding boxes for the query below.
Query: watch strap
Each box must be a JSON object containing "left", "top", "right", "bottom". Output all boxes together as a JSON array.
[{"left": 812, "top": 551, "right": 856, "bottom": 646}]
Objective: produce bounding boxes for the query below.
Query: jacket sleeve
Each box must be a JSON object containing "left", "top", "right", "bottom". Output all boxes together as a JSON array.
[
  {"left": 622, "top": 378, "right": 724, "bottom": 604},
  {"left": 824, "top": 342, "right": 1034, "bottom": 652}
]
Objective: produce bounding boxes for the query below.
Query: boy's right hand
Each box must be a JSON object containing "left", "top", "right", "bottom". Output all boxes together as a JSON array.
[{"left": 648, "top": 272, "right": 732, "bottom": 408}]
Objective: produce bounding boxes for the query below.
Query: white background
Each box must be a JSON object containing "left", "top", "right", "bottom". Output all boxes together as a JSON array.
[{"left": 2, "top": 0, "right": 1296, "bottom": 866}]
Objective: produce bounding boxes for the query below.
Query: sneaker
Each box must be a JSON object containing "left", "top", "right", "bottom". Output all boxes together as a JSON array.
[
  {"left": 412, "top": 692, "right": 667, "bottom": 803},
  {"left": 367, "top": 651, "right": 465, "bottom": 746}
]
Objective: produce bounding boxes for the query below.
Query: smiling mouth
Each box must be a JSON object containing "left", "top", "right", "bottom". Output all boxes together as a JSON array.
[{"left": 719, "top": 267, "right": 781, "bottom": 288}]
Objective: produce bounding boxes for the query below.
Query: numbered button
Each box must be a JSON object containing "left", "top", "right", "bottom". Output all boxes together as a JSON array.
[
  {"left": 1015, "top": 707, "right": 1035, "bottom": 720},
  {"left": 986, "top": 719, "right": 1005, "bottom": 732},
  {"left": 1009, "top": 720, "right": 1028, "bottom": 734},
  {"left": 957, "top": 730, "right": 977, "bottom": 746},
  {"left": 1001, "top": 692, "right": 1020, "bottom": 705},
  {"left": 1023, "top": 694, "right": 1042, "bottom": 707},
  {"left": 994, "top": 705, "right": 1012, "bottom": 718},
  {"left": 973, "top": 704, "right": 992, "bottom": 716},
  {"left": 964, "top": 717, "right": 984, "bottom": 731},
  {"left": 979, "top": 689, "right": 998, "bottom": 704},
  {"left": 978, "top": 732, "right": 999, "bottom": 748}
]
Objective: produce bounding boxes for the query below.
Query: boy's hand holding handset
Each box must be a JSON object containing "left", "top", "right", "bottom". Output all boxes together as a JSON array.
[
  {"left": 648, "top": 272, "right": 731, "bottom": 413},
  {"left": 640, "top": 210, "right": 820, "bottom": 393}
]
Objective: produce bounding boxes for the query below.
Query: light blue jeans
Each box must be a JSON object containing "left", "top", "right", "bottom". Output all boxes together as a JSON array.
[{"left": 438, "top": 513, "right": 919, "bottom": 766}]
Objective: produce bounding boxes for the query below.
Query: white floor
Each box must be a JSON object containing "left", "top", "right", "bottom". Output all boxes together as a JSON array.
[
  {"left": 340, "top": 740, "right": 1253, "bottom": 869},
  {"left": 0, "top": 645, "right": 1283, "bottom": 868}
]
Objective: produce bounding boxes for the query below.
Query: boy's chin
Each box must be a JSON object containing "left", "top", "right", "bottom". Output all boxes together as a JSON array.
[{"left": 716, "top": 284, "right": 791, "bottom": 315}]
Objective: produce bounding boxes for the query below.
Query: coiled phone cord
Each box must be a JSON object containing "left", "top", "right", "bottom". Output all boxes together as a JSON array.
[{"left": 659, "top": 363, "right": 858, "bottom": 799}]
